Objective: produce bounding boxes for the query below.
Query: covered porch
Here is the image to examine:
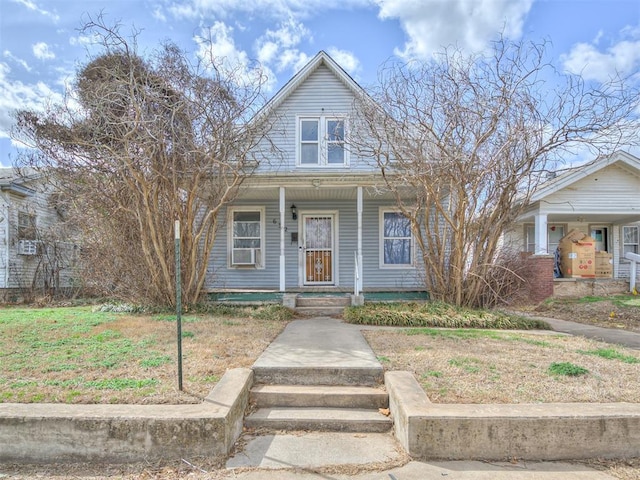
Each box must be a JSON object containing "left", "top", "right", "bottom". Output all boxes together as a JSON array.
[{"left": 207, "top": 173, "right": 423, "bottom": 302}]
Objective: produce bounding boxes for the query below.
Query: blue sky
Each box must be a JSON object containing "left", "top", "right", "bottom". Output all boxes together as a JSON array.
[{"left": 1, "top": 0, "right": 639, "bottom": 165}]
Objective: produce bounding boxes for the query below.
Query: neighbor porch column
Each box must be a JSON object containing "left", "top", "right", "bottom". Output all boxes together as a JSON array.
[
  {"left": 534, "top": 213, "right": 548, "bottom": 254},
  {"left": 279, "top": 187, "right": 286, "bottom": 291},
  {"left": 357, "top": 186, "right": 363, "bottom": 292}
]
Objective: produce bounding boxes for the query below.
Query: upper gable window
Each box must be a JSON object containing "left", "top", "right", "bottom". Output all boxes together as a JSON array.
[{"left": 298, "top": 116, "right": 347, "bottom": 167}]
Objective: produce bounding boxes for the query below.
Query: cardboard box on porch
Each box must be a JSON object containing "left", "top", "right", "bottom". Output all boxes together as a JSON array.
[
  {"left": 595, "top": 251, "right": 613, "bottom": 278},
  {"left": 558, "top": 229, "right": 596, "bottom": 278}
]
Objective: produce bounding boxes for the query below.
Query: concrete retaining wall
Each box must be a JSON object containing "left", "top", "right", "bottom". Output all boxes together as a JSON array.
[
  {"left": 0, "top": 368, "right": 253, "bottom": 464},
  {"left": 386, "top": 371, "right": 640, "bottom": 461},
  {"left": 554, "top": 279, "right": 629, "bottom": 298}
]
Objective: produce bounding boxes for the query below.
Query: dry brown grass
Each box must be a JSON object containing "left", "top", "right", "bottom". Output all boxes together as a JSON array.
[
  {"left": 0, "top": 307, "right": 286, "bottom": 404},
  {"left": 533, "top": 295, "right": 640, "bottom": 333},
  {"left": 364, "top": 328, "right": 640, "bottom": 404}
]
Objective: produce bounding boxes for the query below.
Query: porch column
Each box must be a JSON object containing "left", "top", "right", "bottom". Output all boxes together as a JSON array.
[
  {"left": 279, "top": 187, "right": 286, "bottom": 291},
  {"left": 357, "top": 186, "right": 363, "bottom": 292},
  {"left": 534, "top": 213, "right": 548, "bottom": 254}
]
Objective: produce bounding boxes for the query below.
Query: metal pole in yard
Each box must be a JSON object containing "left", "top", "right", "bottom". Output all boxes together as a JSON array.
[{"left": 175, "top": 220, "right": 183, "bottom": 391}]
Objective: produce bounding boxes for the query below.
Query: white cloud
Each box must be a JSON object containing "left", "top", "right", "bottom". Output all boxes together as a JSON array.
[
  {"left": 12, "top": 0, "right": 60, "bottom": 22},
  {"left": 0, "top": 62, "right": 65, "bottom": 143},
  {"left": 165, "top": 0, "right": 369, "bottom": 20},
  {"left": 326, "top": 48, "right": 360, "bottom": 75},
  {"left": 255, "top": 17, "right": 311, "bottom": 73},
  {"left": 152, "top": 6, "right": 167, "bottom": 22},
  {"left": 194, "top": 22, "right": 277, "bottom": 92},
  {"left": 278, "top": 49, "right": 309, "bottom": 73},
  {"left": 3, "top": 51, "right": 31, "bottom": 72},
  {"left": 375, "top": 0, "right": 533, "bottom": 59},
  {"left": 257, "top": 41, "right": 279, "bottom": 65},
  {"left": 32, "top": 42, "right": 55, "bottom": 60},
  {"left": 69, "top": 33, "right": 101, "bottom": 47},
  {"left": 561, "top": 27, "right": 640, "bottom": 83}
]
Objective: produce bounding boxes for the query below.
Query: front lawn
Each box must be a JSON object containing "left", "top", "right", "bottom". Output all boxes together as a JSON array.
[
  {"left": 0, "top": 305, "right": 289, "bottom": 404},
  {"left": 365, "top": 327, "right": 640, "bottom": 403}
]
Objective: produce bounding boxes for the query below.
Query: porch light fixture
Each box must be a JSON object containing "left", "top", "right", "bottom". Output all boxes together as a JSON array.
[{"left": 291, "top": 204, "right": 297, "bottom": 220}]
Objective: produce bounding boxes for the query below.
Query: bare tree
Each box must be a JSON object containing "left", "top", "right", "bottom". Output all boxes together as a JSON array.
[
  {"left": 13, "top": 19, "right": 272, "bottom": 307},
  {"left": 352, "top": 38, "right": 639, "bottom": 308}
]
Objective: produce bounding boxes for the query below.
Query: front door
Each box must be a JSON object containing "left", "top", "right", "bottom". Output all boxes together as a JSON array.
[
  {"left": 302, "top": 214, "right": 334, "bottom": 285},
  {"left": 590, "top": 226, "right": 610, "bottom": 252}
]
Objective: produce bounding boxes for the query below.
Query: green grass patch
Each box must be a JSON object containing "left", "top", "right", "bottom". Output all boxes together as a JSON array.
[
  {"left": 405, "top": 328, "right": 506, "bottom": 339},
  {"left": 139, "top": 355, "right": 172, "bottom": 368},
  {"left": 545, "top": 293, "right": 640, "bottom": 309},
  {"left": 577, "top": 348, "right": 640, "bottom": 364},
  {"left": 83, "top": 378, "right": 159, "bottom": 390},
  {"left": 448, "top": 357, "right": 482, "bottom": 373},
  {"left": 344, "top": 302, "right": 550, "bottom": 329},
  {"left": 548, "top": 362, "right": 589, "bottom": 377}
]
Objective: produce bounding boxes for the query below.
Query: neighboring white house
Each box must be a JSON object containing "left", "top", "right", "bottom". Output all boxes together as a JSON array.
[
  {"left": 0, "top": 168, "right": 78, "bottom": 299},
  {"left": 205, "top": 51, "right": 423, "bottom": 296},
  {"left": 506, "top": 150, "right": 640, "bottom": 281}
]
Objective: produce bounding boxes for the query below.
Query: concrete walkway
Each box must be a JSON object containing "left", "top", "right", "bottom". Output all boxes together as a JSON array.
[
  {"left": 532, "top": 315, "right": 640, "bottom": 350},
  {"left": 225, "top": 317, "right": 628, "bottom": 479}
]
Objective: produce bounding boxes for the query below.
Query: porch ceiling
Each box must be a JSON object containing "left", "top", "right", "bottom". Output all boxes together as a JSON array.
[{"left": 236, "top": 182, "right": 412, "bottom": 202}]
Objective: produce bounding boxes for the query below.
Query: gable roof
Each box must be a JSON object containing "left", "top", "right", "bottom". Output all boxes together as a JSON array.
[
  {"left": 252, "top": 51, "right": 367, "bottom": 123},
  {"left": 530, "top": 150, "right": 640, "bottom": 203}
]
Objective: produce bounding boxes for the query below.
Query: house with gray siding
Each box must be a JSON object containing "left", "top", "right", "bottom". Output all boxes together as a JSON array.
[
  {"left": 206, "top": 51, "right": 423, "bottom": 299},
  {"left": 506, "top": 150, "right": 640, "bottom": 283},
  {"left": 0, "top": 169, "right": 78, "bottom": 300}
]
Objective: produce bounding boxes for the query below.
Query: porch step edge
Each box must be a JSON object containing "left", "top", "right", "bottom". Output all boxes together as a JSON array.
[
  {"left": 294, "top": 307, "right": 346, "bottom": 316},
  {"left": 296, "top": 296, "right": 351, "bottom": 307},
  {"left": 250, "top": 384, "right": 388, "bottom": 409},
  {"left": 245, "top": 407, "right": 392, "bottom": 433},
  {"left": 252, "top": 366, "right": 384, "bottom": 386}
]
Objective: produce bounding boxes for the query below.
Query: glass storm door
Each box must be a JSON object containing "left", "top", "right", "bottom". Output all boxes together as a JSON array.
[{"left": 303, "top": 215, "right": 334, "bottom": 285}]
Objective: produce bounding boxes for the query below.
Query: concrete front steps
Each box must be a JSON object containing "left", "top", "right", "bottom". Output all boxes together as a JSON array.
[
  {"left": 294, "top": 294, "right": 351, "bottom": 317},
  {"left": 245, "top": 380, "right": 392, "bottom": 434},
  {"left": 246, "top": 384, "right": 391, "bottom": 433}
]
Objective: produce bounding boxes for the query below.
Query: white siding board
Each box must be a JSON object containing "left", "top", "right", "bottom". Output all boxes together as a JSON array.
[
  {"left": 540, "top": 165, "right": 640, "bottom": 214},
  {"left": 254, "top": 64, "right": 376, "bottom": 175}
]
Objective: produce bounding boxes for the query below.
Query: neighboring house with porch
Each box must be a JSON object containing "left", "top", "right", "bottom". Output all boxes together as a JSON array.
[
  {"left": 0, "top": 168, "right": 78, "bottom": 300},
  {"left": 506, "top": 150, "right": 640, "bottom": 284},
  {"left": 206, "top": 51, "right": 424, "bottom": 302}
]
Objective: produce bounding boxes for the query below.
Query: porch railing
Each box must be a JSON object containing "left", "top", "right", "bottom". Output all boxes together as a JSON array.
[
  {"left": 354, "top": 251, "right": 360, "bottom": 298},
  {"left": 625, "top": 252, "right": 640, "bottom": 293}
]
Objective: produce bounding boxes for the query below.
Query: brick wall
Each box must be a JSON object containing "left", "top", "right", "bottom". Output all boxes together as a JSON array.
[{"left": 525, "top": 254, "right": 555, "bottom": 303}]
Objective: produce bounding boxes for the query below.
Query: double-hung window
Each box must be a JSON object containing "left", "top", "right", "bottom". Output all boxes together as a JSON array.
[
  {"left": 17, "top": 211, "right": 36, "bottom": 240},
  {"left": 229, "top": 207, "right": 264, "bottom": 268},
  {"left": 380, "top": 209, "right": 413, "bottom": 268},
  {"left": 623, "top": 225, "right": 639, "bottom": 255},
  {"left": 298, "top": 117, "right": 347, "bottom": 166}
]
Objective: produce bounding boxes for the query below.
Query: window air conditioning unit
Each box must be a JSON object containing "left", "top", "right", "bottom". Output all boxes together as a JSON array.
[
  {"left": 18, "top": 239, "right": 38, "bottom": 256},
  {"left": 232, "top": 248, "right": 260, "bottom": 266}
]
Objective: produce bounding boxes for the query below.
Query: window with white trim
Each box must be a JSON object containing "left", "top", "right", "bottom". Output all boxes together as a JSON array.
[
  {"left": 525, "top": 224, "right": 565, "bottom": 253},
  {"left": 17, "top": 211, "right": 36, "bottom": 240},
  {"left": 229, "top": 207, "right": 265, "bottom": 268},
  {"left": 380, "top": 209, "right": 413, "bottom": 268},
  {"left": 623, "top": 225, "right": 639, "bottom": 255},
  {"left": 298, "top": 116, "right": 347, "bottom": 166}
]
